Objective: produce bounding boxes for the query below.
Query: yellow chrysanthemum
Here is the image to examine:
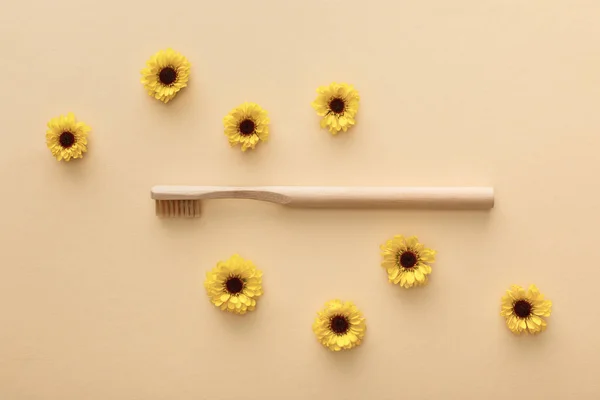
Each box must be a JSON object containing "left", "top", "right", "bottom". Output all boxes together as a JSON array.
[
  {"left": 313, "top": 300, "right": 366, "bottom": 351},
  {"left": 380, "top": 235, "right": 436, "bottom": 288},
  {"left": 204, "top": 254, "right": 263, "bottom": 315},
  {"left": 140, "top": 48, "right": 191, "bottom": 103},
  {"left": 311, "top": 82, "right": 360, "bottom": 134},
  {"left": 45, "top": 113, "right": 90, "bottom": 162},
  {"left": 223, "top": 102, "right": 270, "bottom": 151},
  {"left": 500, "top": 284, "right": 552, "bottom": 335}
]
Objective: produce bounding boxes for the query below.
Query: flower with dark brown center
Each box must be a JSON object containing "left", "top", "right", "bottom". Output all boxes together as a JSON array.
[
  {"left": 159, "top": 67, "right": 177, "bottom": 86},
  {"left": 513, "top": 300, "right": 532, "bottom": 318},
  {"left": 238, "top": 119, "right": 256, "bottom": 136},
  {"left": 329, "top": 98, "right": 345, "bottom": 114},
  {"left": 330, "top": 315, "right": 350, "bottom": 335},
  {"left": 399, "top": 251, "right": 418, "bottom": 269},
  {"left": 225, "top": 276, "right": 244, "bottom": 295},
  {"left": 59, "top": 132, "right": 76, "bottom": 148}
]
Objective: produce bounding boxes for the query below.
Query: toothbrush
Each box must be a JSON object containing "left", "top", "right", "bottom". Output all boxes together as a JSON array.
[{"left": 150, "top": 186, "right": 494, "bottom": 218}]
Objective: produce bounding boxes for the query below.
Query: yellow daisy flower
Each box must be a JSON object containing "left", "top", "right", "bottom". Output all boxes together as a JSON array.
[
  {"left": 380, "top": 235, "right": 436, "bottom": 288},
  {"left": 313, "top": 299, "right": 366, "bottom": 351},
  {"left": 204, "top": 254, "right": 263, "bottom": 315},
  {"left": 223, "top": 102, "right": 270, "bottom": 151},
  {"left": 311, "top": 82, "right": 360, "bottom": 134},
  {"left": 45, "top": 113, "right": 90, "bottom": 162},
  {"left": 500, "top": 284, "right": 552, "bottom": 335},
  {"left": 140, "top": 48, "right": 191, "bottom": 103}
]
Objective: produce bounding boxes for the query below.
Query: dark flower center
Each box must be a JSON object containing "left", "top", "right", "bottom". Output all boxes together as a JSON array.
[
  {"left": 239, "top": 119, "right": 255, "bottom": 135},
  {"left": 59, "top": 132, "right": 75, "bottom": 148},
  {"left": 225, "top": 277, "right": 244, "bottom": 295},
  {"left": 513, "top": 300, "right": 532, "bottom": 318},
  {"left": 159, "top": 67, "right": 177, "bottom": 85},
  {"left": 329, "top": 98, "right": 345, "bottom": 114},
  {"left": 330, "top": 315, "right": 350, "bottom": 335},
  {"left": 399, "top": 251, "right": 418, "bottom": 268}
]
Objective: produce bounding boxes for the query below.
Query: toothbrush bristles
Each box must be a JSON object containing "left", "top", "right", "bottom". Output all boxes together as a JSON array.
[{"left": 155, "top": 200, "right": 201, "bottom": 218}]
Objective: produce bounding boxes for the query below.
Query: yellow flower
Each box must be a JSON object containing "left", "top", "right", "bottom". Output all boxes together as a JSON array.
[
  {"left": 204, "top": 254, "right": 263, "bottom": 315},
  {"left": 500, "top": 284, "right": 552, "bottom": 335},
  {"left": 141, "top": 48, "right": 191, "bottom": 103},
  {"left": 223, "top": 102, "right": 270, "bottom": 151},
  {"left": 45, "top": 113, "right": 90, "bottom": 162},
  {"left": 311, "top": 82, "right": 360, "bottom": 134},
  {"left": 380, "top": 235, "right": 436, "bottom": 288},
  {"left": 313, "top": 299, "right": 366, "bottom": 351}
]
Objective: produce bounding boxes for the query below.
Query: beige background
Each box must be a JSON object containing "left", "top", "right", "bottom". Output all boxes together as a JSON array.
[{"left": 1, "top": 0, "right": 600, "bottom": 399}]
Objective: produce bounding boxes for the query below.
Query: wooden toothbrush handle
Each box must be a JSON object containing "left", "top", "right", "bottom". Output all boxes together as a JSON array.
[{"left": 151, "top": 186, "right": 494, "bottom": 209}]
